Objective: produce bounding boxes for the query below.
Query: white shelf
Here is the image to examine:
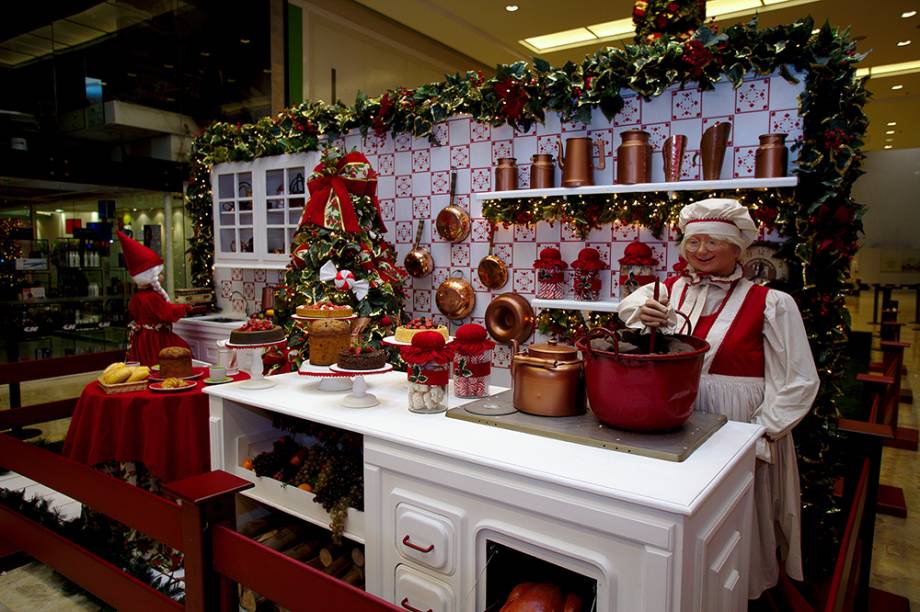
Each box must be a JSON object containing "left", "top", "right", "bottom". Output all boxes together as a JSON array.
[
  {"left": 532, "top": 298, "right": 620, "bottom": 312},
  {"left": 474, "top": 177, "right": 798, "bottom": 200}
]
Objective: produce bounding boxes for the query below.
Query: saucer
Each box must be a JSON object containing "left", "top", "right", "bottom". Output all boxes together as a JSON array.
[{"left": 204, "top": 377, "right": 234, "bottom": 385}]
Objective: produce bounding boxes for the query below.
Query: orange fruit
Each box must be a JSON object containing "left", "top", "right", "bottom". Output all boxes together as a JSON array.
[
  {"left": 242, "top": 458, "right": 254, "bottom": 470},
  {"left": 297, "top": 483, "right": 313, "bottom": 493}
]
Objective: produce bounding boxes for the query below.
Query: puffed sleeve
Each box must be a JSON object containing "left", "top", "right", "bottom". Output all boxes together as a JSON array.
[
  {"left": 143, "top": 293, "right": 188, "bottom": 324},
  {"left": 617, "top": 282, "right": 679, "bottom": 332},
  {"left": 752, "top": 290, "right": 819, "bottom": 441}
]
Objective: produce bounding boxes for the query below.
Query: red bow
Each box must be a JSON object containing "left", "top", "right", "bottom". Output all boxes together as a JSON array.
[{"left": 303, "top": 151, "right": 384, "bottom": 233}]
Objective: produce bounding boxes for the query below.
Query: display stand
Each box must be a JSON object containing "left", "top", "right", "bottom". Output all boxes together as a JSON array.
[
  {"left": 298, "top": 360, "right": 354, "bottom": 391},
  {"left": 329, "top": 363, "right": 394, "bottom": 408},
  {"left": 225, "top": 339, "right": 287, "bottom": 389}
]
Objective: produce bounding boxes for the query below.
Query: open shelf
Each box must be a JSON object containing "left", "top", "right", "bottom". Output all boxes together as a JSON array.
[
  {"left": 532, "top": 298, "right": 620, "bottom": 312},
  {"left": 474, "top": 176, "right": 798, "bottom": 201}
]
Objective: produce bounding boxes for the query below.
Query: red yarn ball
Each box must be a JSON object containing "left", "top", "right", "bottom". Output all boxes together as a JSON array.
[{"left": 411, "top": 330, "right": 446, "bottom": 348}]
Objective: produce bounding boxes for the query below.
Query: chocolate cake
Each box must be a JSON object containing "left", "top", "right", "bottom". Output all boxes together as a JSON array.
[{"left": 336, "top": 348, "right": 387, "bottom": 371}]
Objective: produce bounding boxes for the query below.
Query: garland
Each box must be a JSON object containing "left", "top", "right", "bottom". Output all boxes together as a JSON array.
[
  {"left": 185, "top": 16, "right": 867, "bottom": 578},
  {"left": 537, "top": 310, "right": 619, "bottom": 344},
  {"left": 633, "top": 0, "right": 707, "bottom": 44}
]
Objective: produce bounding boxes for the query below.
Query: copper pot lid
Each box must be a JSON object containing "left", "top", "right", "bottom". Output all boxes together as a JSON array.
[{"left": 526, "top": 339, "right": 578, "bottom": 361}]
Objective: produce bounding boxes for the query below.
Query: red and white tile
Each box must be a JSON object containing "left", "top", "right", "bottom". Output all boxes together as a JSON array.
[
  {"left": 512, "top": 269, "right": 535, "bottom": 293},
  {"left": 492, "top": 140, "right": 513, "bottom": 164},
  {"left": 412, "top": 197, "right": 431, "bottom": 219},
  {"left": 450, "top": 145, "right": 470, "bottom": 169},
  {"left": 396, "top": 175, "right": 412, "bottom": 197},
  {"left": 451, "top": 244, "right": 471, "bottom": 266},
  {"left": 380, "top": 199, "right": 396, "bottom": 221},
  {"left": 672, "top": 89, "right": 702, "bottom": 119},
  {"left": 395, "top": 133, "right": 412, "bottom": 151},
  {"left": 735, "top": 78, "right": 770, "bottom": 113},
  {"left": 411, "top": 150, "right": 431, "bottom": 173},
  {"left": 378, "top": 153, "right": 395, "bottom": 176},
  {"left": 395, "top": 221, "right": 413, "bottom": 243},
  {"left": 471, "top": 168, "right": 491, "bottom": 192},
  {"left": 471, "top": 121, "right": 491, "bottom": 142},
  {"left": 431, "top": 171, "right": 450, "bottom": 195},
  {"left": 733, "top": 146, "right": 757, "bottom": 178},
  {"left": 614, "top": 97, "right": 641, "bottom": 126}
]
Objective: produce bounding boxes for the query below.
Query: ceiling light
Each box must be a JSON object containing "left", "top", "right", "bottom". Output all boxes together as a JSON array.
[
  {"left": 811, "top": 28, "right": 820, "bottom": 34},
  {"left": 200, "top": 51, "right": 210, "bottom": 57},
  {"left": 522, "top": 27, "right": 596, "bottom": 52},
  {"left": 55, "top": 208, "right": 64, "bottom": 213},
  {"left": 902, "top": 10, "right": 917, "bottom": 18},
  {"left": 885, "top": 138, "right": 893, "bottom": 142},
  {"left": 886, "top": 130, "right": 896, "bottom": 134},
  {"left": 163, "top": 63, "right": 174, "bottom": 69},
  {"left": 708, "top": 0, "right": 761, "bottom": 18},
  {"left": 587, "top": 18, "right": 635, "bottom": 38},
  {"left": 884, "top": 145, "right": 893, "bottom": 149},
  {"left": 505, "top": 4, "right": 519, "bottom": 11},
  {"left": 856, "top": 60, "right": 920, "bottom": 79},
  {"left": 897, "top": 40, "right": 912, "bottom": 47},
  {"left": 887, "top": 121, "right": 897, "bottom": 126},
  {"left": 891, "top": 84, "right": 904, "bottom": 90},
  {"left": 240, "top": 38, "right": 251, "bottom": 44}
]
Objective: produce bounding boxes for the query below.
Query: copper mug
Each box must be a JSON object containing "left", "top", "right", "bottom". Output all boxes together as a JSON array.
[
  {"left": 616, "top": 129, "right": 652, "bottom": 184},
  {"left": 662, "top": 135, "right": 687, "bottom": 182},
  {"left": 755, "top": 133, "right": 788, "bottom": 178},
  {"left": 530, "top": 153, "right": 555, "bottom": 189},
  {"left": 495, "top": 157, "right": 518, "bottom": 191},
  {"left": 700, "top": 122, "right": 731, "bottom": 180},
  {"left": 557, "top": 136, "right": 606, "bottom": 187}
]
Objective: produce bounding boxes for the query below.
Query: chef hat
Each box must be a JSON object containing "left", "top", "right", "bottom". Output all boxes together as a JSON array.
[{"left": 678, "top": 198, "right": 758, "bottom": 251}]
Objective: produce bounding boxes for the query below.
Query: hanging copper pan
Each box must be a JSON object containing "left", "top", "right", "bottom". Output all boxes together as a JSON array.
[
  {"left": 485, "top": 293, "right": 535, "bottom": 344},
  {"left": 404, "top": 220, "right": 434, "bottom": 278},
  {"left": 476, "top": 222, "right": 508, "bottom": 290},
  {"left": 435, "top": 172, "right": 471, "bottom": 243},
  {"left": 436, "top": 270, "right": 475, "bottom": 320}
]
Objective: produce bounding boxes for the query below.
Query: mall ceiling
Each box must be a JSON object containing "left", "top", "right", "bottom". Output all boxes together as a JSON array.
[{"left": 356, "top": 0, "right": 920, "bottom": 152}]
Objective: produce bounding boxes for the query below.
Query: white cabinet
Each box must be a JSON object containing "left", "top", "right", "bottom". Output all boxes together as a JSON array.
[{"left": 211, "top": 153, "right": 320, "bottom": 269}]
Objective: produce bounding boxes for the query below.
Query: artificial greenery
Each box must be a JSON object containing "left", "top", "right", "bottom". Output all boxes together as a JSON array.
[
  {"left": 632, "top": 0, "right": 707, "bottom": 44},
  {"left": 537, "top": 310, "right": 619, "bottom": 344},
  {"left": 185, "top": 16, "right": 867, "bottom": 578}
]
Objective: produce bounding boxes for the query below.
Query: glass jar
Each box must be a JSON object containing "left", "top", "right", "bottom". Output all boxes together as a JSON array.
[
  {"left": 536, "top": 268, "right": 564, "bottom": 299},
  {"left": 408, "top": 362, "right": 448, "bottom": 414},
  {"left": 453, "top": 350, "right": 491, "bottom": 398},
  {"left": 573, "top": 269, "right": 601, "bottom": 301}
]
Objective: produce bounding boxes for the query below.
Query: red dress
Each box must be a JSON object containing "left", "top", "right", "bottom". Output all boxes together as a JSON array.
[{"left": 126, "top": 288, "right": 191, "bottom": 366}]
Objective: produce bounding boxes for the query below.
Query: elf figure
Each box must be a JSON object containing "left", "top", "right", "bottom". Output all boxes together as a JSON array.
[{"left": 117, "top": 230, "right": 191, "bottom": 366}]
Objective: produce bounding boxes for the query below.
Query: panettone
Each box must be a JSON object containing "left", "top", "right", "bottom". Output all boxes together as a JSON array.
[
  {"left": 158, "top": 346, "right": 193, "bottom": 378},
  {"left": 308, "top": 318, "right": 352, "bottom": 366}
]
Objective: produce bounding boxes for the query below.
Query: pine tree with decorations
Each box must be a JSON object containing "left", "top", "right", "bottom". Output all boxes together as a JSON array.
[{"left": 273, "top": 147, "right": 407, "bottom": 371}]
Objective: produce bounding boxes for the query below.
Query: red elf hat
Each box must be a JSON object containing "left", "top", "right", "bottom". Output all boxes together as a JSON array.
[{"left": 117, "top": 230, "right": 163, "bottom": 276}]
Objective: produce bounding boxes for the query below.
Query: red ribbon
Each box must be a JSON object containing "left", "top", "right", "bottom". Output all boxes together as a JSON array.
[
  {"left": 303, "top": 152, "right": 384, "bottom": 233},
  {"left": 453, "top": 361, "right": 491, "bottom": 378},
  {"left": 400, "top": 344, "right": 454, "bottom": 366},
  {"left": 417, "top": 368, "right": 450, "bottom": 386}
]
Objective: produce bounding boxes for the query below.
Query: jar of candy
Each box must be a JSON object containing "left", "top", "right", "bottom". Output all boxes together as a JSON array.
[
  {"left": 401, "top": 330, "right": 454, "bottom": 415},
  {"left": 452, "top": 323, "right": 494, "bottom": 399},
  {"left": 533, "top": 247, "right": 567, "bottom": 299},
  {"left": 571, "top": 247, "right": 607, "bottom": 301}
]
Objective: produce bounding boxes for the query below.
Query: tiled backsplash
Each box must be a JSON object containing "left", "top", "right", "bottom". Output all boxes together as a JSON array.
[{"left": 213, "top": 74, "right": 802, "bottom": 378}]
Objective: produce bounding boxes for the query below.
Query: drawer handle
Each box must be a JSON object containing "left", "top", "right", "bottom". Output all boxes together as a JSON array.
[
  {"left": 402, "top": 534, "right": 435, "bottom": 553},
  {"left": 400, "top": 597, "right": 433, "bottom": 612}
]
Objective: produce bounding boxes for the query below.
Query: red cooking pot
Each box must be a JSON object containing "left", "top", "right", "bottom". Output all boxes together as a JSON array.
[{"left": 575, "top": 324, "right": 710, "bottom": 431}]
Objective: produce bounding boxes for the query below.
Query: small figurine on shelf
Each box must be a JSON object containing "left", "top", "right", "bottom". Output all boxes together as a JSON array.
[
  {"left": 400, "top": 331, "right": 454, "bottom": 414},
  {"left": 533, "top": 248, "right": 567, "bottom": 299},
  {"left": 452, "top": 323, "right": 495, "bottom": 399},
  {"left": 571, "top": 248, "right": 607, "bottom": 301},
  {"left": 618, "top": 240, "right": 659, "bottom": 299}
]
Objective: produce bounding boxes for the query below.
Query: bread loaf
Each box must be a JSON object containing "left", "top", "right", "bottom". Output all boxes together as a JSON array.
[
  {"left": 127, "top": 366, "right": 150, "bottom": 382},
  {"left": 103, "top": 365, "right": 132, "bottom": 384}
]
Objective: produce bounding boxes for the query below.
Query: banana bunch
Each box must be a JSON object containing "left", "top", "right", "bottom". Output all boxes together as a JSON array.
[{"left": 101, "top": 362, "right": 151, "bottom": 385}]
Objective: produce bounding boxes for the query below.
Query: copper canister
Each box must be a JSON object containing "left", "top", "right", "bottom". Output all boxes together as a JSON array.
[
  {"left": 495, "top": 157, "right": 518, "bottom": 191},
  {"left": 616, "top": 129, "right": 652, "bottom": 184},
  {"left": 510, "top": 340, "right": 585, "bottom": 417},
  {"left": 530, "top": 154, "right": 555, "bottom": 189},
  {"left": 755, "top": 133, "right": 788, "bottom": 178}
]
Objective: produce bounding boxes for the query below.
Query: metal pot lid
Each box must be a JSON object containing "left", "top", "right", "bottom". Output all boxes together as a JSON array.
[{"left": 527, "top": 339, "right": 577, "bottom": 360}]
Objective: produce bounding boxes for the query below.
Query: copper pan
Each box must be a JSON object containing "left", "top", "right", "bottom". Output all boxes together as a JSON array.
[
  {"left": 484, "top": 292, "right": 535, "bottom": 344},
  {"left": 435, "top": 172, "right": 471, "bottom": 243},
  {"left": 436, "top": 270, "right": 475, "bottom": 319},
  {"left": 404, "top": 220, "right": 434, "bottom": 278},
  {"left": 476, "top": 222, "right": 508, "bottom": 290}
]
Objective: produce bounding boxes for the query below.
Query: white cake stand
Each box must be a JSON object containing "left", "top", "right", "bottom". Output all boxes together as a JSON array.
[
  {"left": 224, "top": 339, "right": 287, "bottom": 389},
  {"left": 329, "top": 363, "right": 394, "bottom": 408},
  {"left": 298, "top": 360, "right": 354, "bottom": 391}
]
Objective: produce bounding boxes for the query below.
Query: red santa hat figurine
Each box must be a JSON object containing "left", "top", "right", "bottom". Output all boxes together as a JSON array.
[
  {"left": 117, "top": 230, "right": 192, "bottom": 366},
  {"left": 618, "top": 240, "right": 659, "bottom": 299}
]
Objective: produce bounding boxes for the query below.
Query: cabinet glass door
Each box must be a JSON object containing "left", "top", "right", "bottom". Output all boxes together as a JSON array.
[
  {"left": 264, "top": 164, "right": 307, "bottom": 258},
  {"left": 216, "top": 170, "right": 256, "bottom": 256}
]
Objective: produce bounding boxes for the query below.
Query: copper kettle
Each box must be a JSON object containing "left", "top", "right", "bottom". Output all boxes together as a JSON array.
[
  {"left": 510, "top": 339, "right": 585, "bottom": 417},
  {"left": 557, "top": 136, "right": 606, "bottom": 187}
]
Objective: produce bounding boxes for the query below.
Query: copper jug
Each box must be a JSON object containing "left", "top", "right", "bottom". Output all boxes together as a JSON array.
[
  {"left": 510, "top": 339, "right": 585, "bottom": 416},
  {"left": 557, "top": 137, "right": 606, "bottom": 187},
  {"left": 616, "top": 129, "right": 652, "bottom": 184},
  {"left": 755, "top": 133, "right": 788, "bottom": 178},
  {"left": 530, "top": 153, "right": 555, "bottom": 189},
  {"left": 495, "top": 157, "right": 518, "bottom": 191},
  {"left": 700, "top": 122, "right": 732, "bottom": 180}
]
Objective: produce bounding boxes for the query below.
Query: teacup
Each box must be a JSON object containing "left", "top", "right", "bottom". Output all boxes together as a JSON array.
[{"left": 209, "top": 366, "right": 228, "bottom": 381}]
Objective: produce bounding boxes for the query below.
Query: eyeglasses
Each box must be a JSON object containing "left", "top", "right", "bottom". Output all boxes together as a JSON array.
[{"left": 683, "top": 237, "right": 731, "bottom": 252}]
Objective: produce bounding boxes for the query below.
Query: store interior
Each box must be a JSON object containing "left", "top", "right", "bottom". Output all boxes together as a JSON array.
[{"left": 1, "top": 1, "right": 919, "bottom": 611}]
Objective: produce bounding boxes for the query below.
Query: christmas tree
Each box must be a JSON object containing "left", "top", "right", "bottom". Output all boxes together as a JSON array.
[{"left": 274, "top": 147, "right": 407, "bottom": 370}]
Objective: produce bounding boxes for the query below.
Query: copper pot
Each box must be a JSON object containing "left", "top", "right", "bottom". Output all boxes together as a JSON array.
[
  {"left": 510, "top": 339, "right": 585, "bottom": 417},
  {"left": 755, "top": 133, "right": 788, "bottom": 178},
  {"left": 435, "top": 172, "right": 471, "bottom": 243},
  {"left": 436, "top": 270, "right": 475, "bottom": 319},
  {"left": 404, "top": 220, "right": 434, "bottom": 278},
  {"left": 476, "top": 223, "right": 508, "bottom": 290},
  {"left": 557, "top": 136, "right": 606, "bottom": 187},
  {"left": 484, "top": 293, "right": 535, "bottom": 344},
  {"left": 495, "top": 157, "right": 518, "bottom": 191}
]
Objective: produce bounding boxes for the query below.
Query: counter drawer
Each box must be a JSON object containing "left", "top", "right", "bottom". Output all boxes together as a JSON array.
[
  {"left": 396, "top": 503, "right": 454, "bottom": 574},
  {"left": 395, "top": 564, "right": 455, "bottom": 612}
]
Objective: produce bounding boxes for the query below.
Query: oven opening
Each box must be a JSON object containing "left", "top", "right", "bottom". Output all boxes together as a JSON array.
[{"left": 484, "top": 539, "right": 598, "bottom": 611}]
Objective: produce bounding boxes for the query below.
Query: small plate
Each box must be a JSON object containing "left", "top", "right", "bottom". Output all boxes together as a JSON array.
[
  {"left": 291, "top": 313, "right": 357, "bottom": 321},
  {"left": 151, "top": 365, "right": 160, "bottom": 372},
  {"left": 148, "top": 370, "right": 204, "bottom": 382},
  {"left": 329, "top": 363, "right": 394, "bottom": 375},
  {"left": 203, "top": 377, "right": 234, "bottom": 385},
  {"left": 382, "top": 334, "right": 454, "bottom": 347},
  {"left": 149, "top": 381, "right": 198, "bottom": 392}
]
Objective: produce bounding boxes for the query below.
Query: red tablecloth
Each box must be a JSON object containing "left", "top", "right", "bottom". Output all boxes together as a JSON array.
[{"left": 62, "top": 368, "right": 249, "bottom": 483}]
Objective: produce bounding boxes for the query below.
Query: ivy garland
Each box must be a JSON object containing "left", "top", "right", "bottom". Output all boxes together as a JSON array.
[{"left": 185, "top": 17, "right": 867, "bottom": 578}]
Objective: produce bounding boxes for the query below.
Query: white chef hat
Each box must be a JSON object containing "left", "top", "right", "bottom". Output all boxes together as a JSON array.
[{"left": 678, "top": 198, "right": 759, "bottom": 251}]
